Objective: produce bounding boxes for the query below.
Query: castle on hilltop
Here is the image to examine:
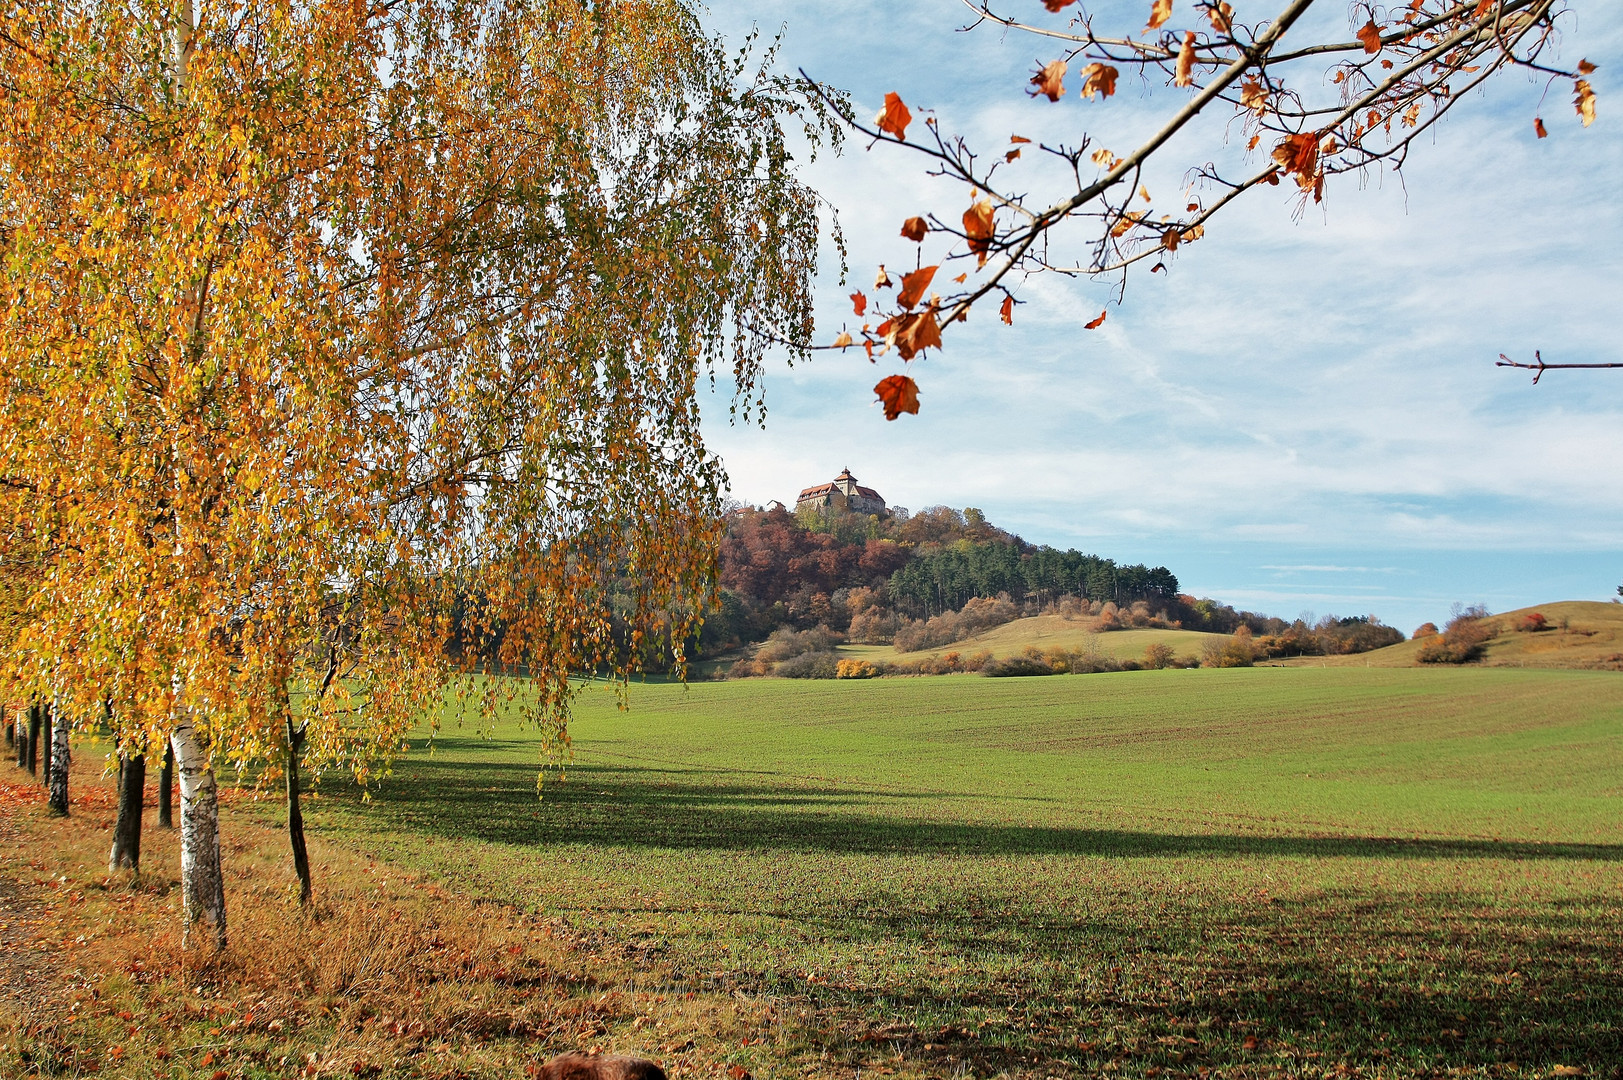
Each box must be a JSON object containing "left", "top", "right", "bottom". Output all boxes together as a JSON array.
[{"left": 795, "top": 468, "right": 887, "bottom": 517}]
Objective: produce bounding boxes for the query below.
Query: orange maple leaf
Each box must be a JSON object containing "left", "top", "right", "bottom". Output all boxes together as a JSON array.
[
  {"left": 1029, "top": 59, "right": 1067, "bottom": 102},
  {"left": 1079, "top": 63, "right": 1119, "bottom": 100},
  {"left": 1206, "top": 1, "right": 1234, "bottom": 33},
  {"left": 896, "top": 265, "right": 938, "bottom": 310},
  {"left": 875, "top": 265, "right": 892, "bottom": 289},
  {"left": 900, "top": 217, "right": 928, "bottom": 242},
  {"left": 963, "top": 199, "right": 996, "bottom": 266},
  {"left": 1240, "top": 78, "right": 1267, "bottom": 115},
  {"left": 1534, "top": 116, "right": 1548, "bottom": 138},
  {"left": 1574, "top": 79, "right": 1596, "bottom": 127},
  {"left": 1000, "top": 295, "right": 1014, "bottom": 325},
  {"left": 1110, "top": 210, "right": 1146, "bottom": 237},
  {"left": 851, "top": 291, "right": 867, "bottom": 316},
  {"left": 1005, "top": 148, "right": 1022, "bottom": 162},
  {"left": 1356, "top": 20, "right": 1382, "bottom": 54},
  {"left": 1147, "top": 0, "right": 1173, "bottom": 32},
  {"left": 874, "top": 374, "right": 921, "bottom": 420},
  {"left": 1041, "top": 0, "right": 1077, "bottom": 10},
  {"left": 876, "top": 93, "right": 912, "bottom": 140},
  {"left": 1271, "top": 131, "right": 1320, "bottom": 187},
  {"left": 833, "top": 332, "right": 854, "bottom": 349},
  {"left": 1084, "top": 310, "right": 1107, "bottom": 329},
  {"left": 1175, "top": 31, "right": 1196, "bottom": 87},
  {"left": 1090, "top": 146, "right": 1118, "bottom": 168},
  {"left": 1578, "top": 59, "right": 1596, "bottom": 75},
  {"left": 893, "top": 312, "right": 943, "bottom": 359}
]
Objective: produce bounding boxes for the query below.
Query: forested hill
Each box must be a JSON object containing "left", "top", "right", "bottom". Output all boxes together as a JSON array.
[{"left": 700, "top": 503, "right": 1191, "bottom": 654}]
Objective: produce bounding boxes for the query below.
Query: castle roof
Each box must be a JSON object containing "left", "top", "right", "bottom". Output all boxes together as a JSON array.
[{"left": 797, "top": 481, "right": 882, "bottom": 500}]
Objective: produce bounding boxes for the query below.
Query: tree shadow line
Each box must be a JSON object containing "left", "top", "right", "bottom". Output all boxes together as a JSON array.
[{"left": 342, "top": 755, "right": 1623, "bottom": 863}]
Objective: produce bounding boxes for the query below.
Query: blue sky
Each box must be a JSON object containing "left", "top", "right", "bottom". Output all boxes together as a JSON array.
[{"left": 696, "top": 1, "right": 1622, "bottom": 633}]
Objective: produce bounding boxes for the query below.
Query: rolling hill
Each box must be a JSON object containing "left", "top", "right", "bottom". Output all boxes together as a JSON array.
[{"left": 1273, "top": 600, "right": 1623, "bottom": 671}]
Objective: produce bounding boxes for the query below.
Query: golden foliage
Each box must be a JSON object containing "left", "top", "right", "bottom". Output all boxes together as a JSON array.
[{"left": 0, "top": 0, "right": 828, "bottom": 777}]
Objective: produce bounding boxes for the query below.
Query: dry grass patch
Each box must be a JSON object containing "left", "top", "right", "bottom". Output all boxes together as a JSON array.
[{"left": 0, "top": 757, "right": 797, "bottom": 1080}]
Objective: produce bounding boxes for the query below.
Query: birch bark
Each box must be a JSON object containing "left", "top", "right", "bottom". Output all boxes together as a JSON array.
[
  {"left": 172, "top": 712, "right": 226, "bottom": 948},
  {"left": 47, "top": 703, "right": 69, "bottom": 815}
]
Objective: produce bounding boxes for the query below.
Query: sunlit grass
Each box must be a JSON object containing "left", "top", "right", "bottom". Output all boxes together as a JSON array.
[{"left": 300, "top": 667, "right": 1623, "bottom": 1076}]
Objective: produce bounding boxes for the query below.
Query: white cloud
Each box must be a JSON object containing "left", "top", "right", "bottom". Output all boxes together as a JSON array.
[{"left": 698, "top": 2, "right": 1623, "bottom": 624}]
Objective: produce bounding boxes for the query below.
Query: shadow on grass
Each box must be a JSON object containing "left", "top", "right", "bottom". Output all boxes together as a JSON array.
[
  {"left": 301, "top": 745, "right": 1623, "bottom": 1073},
  {"left": 337, "top": 753, "right": 1623, "bottom": 863}
]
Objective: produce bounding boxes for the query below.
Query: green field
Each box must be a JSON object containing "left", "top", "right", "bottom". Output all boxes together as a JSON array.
[{"left": 311, "top": 668, "right": 1623, "bottom": 1077}]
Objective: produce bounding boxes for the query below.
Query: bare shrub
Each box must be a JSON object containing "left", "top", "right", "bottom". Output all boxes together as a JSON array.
[
  {"left": 983, "top": 654, "right": 1055, "bottom": 677},
  {"left": 1417, "top": 605, "right": 1494, "bottom": 664},
  {"left": 756, "top": 625, "right": 842, "bottom": 663},
  {"left": 893, "top": 595, "right": 1019, "bottom": 652},
  {"left": 774, "top": 651, "right": 840, "bottom": 679},
  {"left": 1143, "top": 642, "right": 1176, "bottom": 670}
]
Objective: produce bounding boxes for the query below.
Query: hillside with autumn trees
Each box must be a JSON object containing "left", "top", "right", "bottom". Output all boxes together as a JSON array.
[{"left": 695, "top": 503, "right": 1400, "bottom": 667}]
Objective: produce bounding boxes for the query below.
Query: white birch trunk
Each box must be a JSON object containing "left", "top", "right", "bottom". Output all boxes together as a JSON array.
[
  {"left": 47, "top": 702, "right": 69, "bottom": 815},
  {"left": 171, "top": 713, "right": 227, "bottom": 949}
]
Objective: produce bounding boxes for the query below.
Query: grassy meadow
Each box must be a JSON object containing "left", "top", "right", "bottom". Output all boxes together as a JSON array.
[
  {"left": 312, "top": 668, "right": 1622, "bottom": 1077},
  {"left": 4, "top": 665, "right": 1620, "bottom": 1079}
]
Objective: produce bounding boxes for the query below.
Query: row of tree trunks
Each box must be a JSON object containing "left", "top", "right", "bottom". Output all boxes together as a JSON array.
[{"left": 12, "top": 695, "right": 266, "bottom": 953}]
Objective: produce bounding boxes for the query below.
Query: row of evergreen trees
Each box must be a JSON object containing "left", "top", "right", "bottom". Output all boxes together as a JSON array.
[{"left": 885, "top": 542, "right": 1179, "bottom": 618}]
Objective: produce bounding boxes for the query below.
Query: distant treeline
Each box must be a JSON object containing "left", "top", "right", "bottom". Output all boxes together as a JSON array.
[{"left": 887, "top": 542, "right": 1179, "bottom": 617}]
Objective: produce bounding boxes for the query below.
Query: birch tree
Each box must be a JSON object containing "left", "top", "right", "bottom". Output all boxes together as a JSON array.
[{"left": 0, "top": 0, "right": 829, "bottom": 946}]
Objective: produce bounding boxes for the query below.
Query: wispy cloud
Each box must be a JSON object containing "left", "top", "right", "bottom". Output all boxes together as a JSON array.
[{"left": 698, "top": 2, "right": 1623, "bottom": 629}]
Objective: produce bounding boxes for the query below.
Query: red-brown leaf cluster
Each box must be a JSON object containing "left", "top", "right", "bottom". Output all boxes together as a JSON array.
[
  {"left": 1030, "top": 60, "right": 1066, "bottom": 102},
  {"left": 1271, "top": 131, "right": 1320, "bottom": 188},
  {"left": 1175, "top": 32, "right": 1196, "bottom": 87},
  {"left": 963, "top": 200, "right": 995, "bottom": 266},
  {"left": 1357, "top": 20, "right": 1383, "bottom": 55},
  {"left": 874, "top": 374, "right": 921, "bottom": 420},
  {"left": 892, "top": 312, "right": 942, "bottom": 360},
  {"left": 1079, "top": 63, "right": 1119, "bottom": 100},
  {"left": 719, "top": 507, "right": 912, "bottom": 605},
  {"left": 895, "top": 265, "right": 937, "bottom": 310},
  {"left": 876, "top": 92, "right": 912, "bottom": 140}
]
